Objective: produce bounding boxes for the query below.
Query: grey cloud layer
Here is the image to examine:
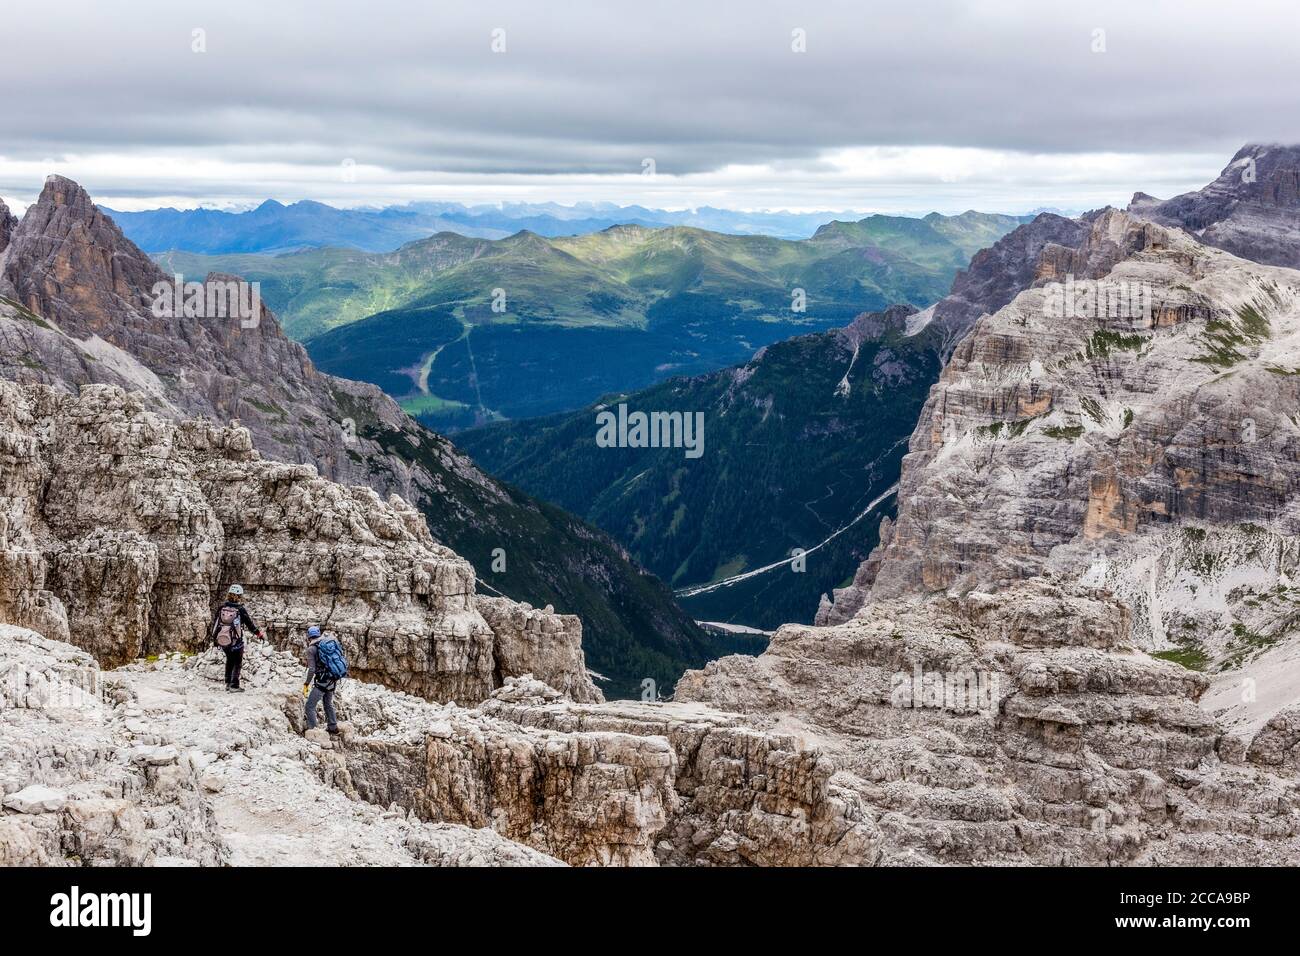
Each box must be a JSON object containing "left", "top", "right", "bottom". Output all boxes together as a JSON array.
[{"left": 4, "top": 0, "right": 1297, "bottom": 179}]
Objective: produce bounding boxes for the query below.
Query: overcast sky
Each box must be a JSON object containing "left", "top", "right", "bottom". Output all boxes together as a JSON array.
[{"left": 2, "top": 0, "right": 1297, "bottom": 214}]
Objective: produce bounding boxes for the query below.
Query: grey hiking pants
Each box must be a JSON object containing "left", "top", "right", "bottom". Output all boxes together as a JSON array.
[{"left": 305, "top": 684, "right": 337, "bottom": 731}]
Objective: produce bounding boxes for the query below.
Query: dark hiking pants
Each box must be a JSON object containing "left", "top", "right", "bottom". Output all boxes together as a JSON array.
[{"left": 223, "top": 647, "right": 243, "bottom": 688}]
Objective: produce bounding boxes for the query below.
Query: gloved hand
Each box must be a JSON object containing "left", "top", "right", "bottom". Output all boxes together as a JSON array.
[{"left": 302, "top": 684, "right": 310, "bottom": 699}]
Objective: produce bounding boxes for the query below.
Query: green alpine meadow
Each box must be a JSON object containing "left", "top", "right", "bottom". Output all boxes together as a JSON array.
[{"left": 158, "top": 212, "right": 1024, "bottom": 426}]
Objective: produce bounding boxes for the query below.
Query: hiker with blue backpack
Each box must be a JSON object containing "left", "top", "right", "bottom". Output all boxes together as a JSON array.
[
  {"left": 210, "top": 584, "right": 263, "bottom": 693},
  {"left": 303, "top": 625, "right": 348, "bottom": 735}
]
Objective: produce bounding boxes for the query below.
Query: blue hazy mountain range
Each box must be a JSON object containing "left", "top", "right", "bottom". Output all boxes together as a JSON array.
[{"left": 106, "top": 198, "right": 1067, "bottom": 254}]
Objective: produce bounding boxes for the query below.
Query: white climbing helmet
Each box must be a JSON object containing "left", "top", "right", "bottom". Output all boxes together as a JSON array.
[{"left": 227, "top": 584, "right": 244, "bottom": 596}]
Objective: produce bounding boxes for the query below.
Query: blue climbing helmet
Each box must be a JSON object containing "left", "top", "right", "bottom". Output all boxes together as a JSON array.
[{"left": 306, "top": 625, "right": 321, "bottom": 639}]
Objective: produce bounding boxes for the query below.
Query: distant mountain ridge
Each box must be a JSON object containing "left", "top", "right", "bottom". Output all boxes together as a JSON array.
[
  {"left": 106, "top": 199, "right": 510, "bottom": 253},
  {"left": 107, "top": 196, "right": 1031, "bottom": 255},
  {"left": 160, "top": 211, "right": 1026, "bottom": 426}
]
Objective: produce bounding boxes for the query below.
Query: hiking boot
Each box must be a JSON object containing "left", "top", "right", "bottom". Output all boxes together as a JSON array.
[
  {"left": 230, "top": 686, "right": 246, "bottom": 693},
  {"left": 327, "top": 727, "right": 341, "bottom": 736}
]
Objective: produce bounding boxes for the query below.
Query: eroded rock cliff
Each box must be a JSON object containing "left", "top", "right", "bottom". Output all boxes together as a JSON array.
[
  {"left": 679, "top": 581, "right": 1300, "bottom": 864},
  {"left": 1132, "top": 144, "right": 1300, "bottom": 270},
  {"left": 0, "top": 379, "right": 599, "bottom": 704},
  {"left": 824, "top": 210, "right": 1300, "bottom": 643},
  {"left": 705, "top": 160, "right": 1300, "bottom": 865},
  {"left": 0, "top": 200, "right": 16, "bottom": 255}
]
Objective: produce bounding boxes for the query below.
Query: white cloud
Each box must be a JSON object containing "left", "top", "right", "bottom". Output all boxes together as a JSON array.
[{"left": 0, "top": 147, "right": 1228, "bottom": 216}]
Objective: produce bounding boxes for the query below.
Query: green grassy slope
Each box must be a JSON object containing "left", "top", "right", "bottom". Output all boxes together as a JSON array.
[{"left": 161, "top": 211, "right": 1020, "bottom": 425}]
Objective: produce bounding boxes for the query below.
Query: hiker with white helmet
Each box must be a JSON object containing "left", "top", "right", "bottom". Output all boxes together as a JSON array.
[
  {"left": 302, "top": 625, "right": 348, "bottom": 735},
  {"left": 209, "top": 584, "right": 263, "bottom": 693}
]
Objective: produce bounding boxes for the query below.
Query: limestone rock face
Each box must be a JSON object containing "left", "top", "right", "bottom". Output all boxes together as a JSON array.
[
  {"left": 817, "top": 210, "right": 1122, "bottom": 625},
  {"left": 479, "top": 687, "right": 880, "bottom": 866},
  {"left": 277, "top": 670, "right": 876, "bottom": 866},
  {"left": 321, "top": 681, "right": 676, "bottom": 866},
  {"left": 921, "top": 211, "right": 1088, "bottom": 354},
  {"left": 4, "top": 178, "right": 165, "bottom": 337},
  {"left": 0, "top": 380, "right": 599, "bottom": 706},
  {"left": 682, "top": 184, "right": 1300, "bottom": 865},
  {"left": 677, "top": 582, "right": 1300, "bottom": 864},
  {"left": 474, "top": 596, "right": 600, "bottom": 703},
  {"left": 1, "top": 177, "right": 383, "bottom": 489},
  {"left": 1245, "top": 707, "right": 1300, "bottom": 769},
  {"left": 0, "top": 199, "right": 15, "bottom": 255},
  {"left": 822, "top": 211, "right": 1300, "bottom": 635},
  {"left": 0, "top": 625, "right": 225, "bottom": 866},
  {"left": 1132, "top": 144, "right": 1300, "bottom": 270}
]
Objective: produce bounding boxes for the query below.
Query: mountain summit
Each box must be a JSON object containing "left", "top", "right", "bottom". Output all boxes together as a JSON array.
[{"left": 1130, "top": 143, "right": 1300, "bottom": 268}]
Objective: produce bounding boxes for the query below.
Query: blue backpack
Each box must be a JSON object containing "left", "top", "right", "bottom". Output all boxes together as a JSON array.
[{"left": 315, "top": 638, "right": 348, "bottom": 684}]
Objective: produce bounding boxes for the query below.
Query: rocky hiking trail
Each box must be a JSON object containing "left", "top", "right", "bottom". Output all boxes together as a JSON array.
[
  {"left": 3, "top": 622, "right": 877, "bottom": 867},
  {"left": 120, "top": 647, "right": 528, "bottom": 867},
  {"left": 1, "top": 628, "right": 558, "bottom": 867},
  {"left": 0, "top": 377, "right": 875, "bottom": 867}
]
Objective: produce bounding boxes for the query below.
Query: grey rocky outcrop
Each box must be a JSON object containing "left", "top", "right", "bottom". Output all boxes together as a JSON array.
[
  {"left": 313, "top": 678, "right": 677, "bottom": 866},
  {"left": 707, "top": 153, "right": 1300, "bottom": 865},
  {"left": 473, "top": 595, "right": 599, "bottom": 703},
  {"left": 678, "top": 581, "right": 1300, "bottom": 864},
  {"left": 478, "top": 685, "right": 879, "bottom": 866},
  {"left": 1132, "top": 144, "right": 1300, "bottom": 269},
  {"left": 293, "top": 669, "right": 876, "bottom": 866},
  {"left": 0, "top": 199, "right": 15, "bottom": 256},
  {"left": 0, "top": 625, "right": 225, "bottom": 866},
  {"left": 823, "top": 210, "right": 1300, "bottom": 630},
  {"left": 0, "top": 379, "right": 599, "bottom": 705},
  {"left": 917, "top": 211, "right": 1089, "bottom": 354},
  {"left": 1, "top": 621, "right": 873, "bottom": 867},
  {"left": 0, "top": 177, "right": 432, "bottom": 505}
]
